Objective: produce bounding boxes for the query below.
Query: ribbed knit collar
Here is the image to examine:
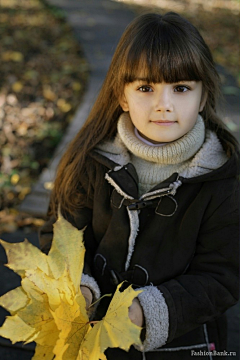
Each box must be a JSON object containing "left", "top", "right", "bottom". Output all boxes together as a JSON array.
[{"left": 117, "top": 112, "right": 205, "bottom": 165}]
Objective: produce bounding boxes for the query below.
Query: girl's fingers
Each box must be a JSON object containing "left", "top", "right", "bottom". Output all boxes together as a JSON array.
[
  {"left": 80, "top": 285, "right": 93, "bottom": 308},
  {"left": 128, "top": 298, "right": 144, "bottom": 327}
]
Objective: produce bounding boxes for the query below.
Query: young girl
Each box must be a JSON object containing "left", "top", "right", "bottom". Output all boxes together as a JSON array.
[{"left": 40, "top": 12, "right": 239, "bottom": 359}]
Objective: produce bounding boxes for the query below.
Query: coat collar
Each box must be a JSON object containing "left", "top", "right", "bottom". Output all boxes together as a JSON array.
[{"left": 105, "top": 163, "right": 182, "bottom": 202}]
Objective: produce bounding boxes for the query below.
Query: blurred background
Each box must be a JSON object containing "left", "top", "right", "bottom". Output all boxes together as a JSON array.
[{"left": 0, "top": 0, "right": 89, "bottom": 232}]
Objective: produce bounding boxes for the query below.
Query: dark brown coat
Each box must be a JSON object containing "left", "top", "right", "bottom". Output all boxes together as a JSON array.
[{"left": 40, "top": 150, "right": 239, "bottom": 360}]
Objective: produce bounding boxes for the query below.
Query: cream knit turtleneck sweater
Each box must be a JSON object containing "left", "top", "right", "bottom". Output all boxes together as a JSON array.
[
  {"left": 117, "top": 112, "right": 205, "bottom": 195},
  {"left": 96, "top": 112, "right": 228, "bottom": 196}
]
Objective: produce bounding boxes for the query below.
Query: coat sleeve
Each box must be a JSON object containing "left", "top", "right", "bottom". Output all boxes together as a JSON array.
[{"left": 138, "top": 183, "right": 239, "bottom": 351}]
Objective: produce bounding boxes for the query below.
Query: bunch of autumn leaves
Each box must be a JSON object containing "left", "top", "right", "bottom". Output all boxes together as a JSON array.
[{"left": 0, "top": 213, "right": 143, "bottom": 359}]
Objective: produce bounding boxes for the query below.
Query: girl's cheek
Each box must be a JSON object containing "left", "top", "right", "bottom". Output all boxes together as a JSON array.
[{"left": 137, "top": 97, "right": 150, "bottom": 107}]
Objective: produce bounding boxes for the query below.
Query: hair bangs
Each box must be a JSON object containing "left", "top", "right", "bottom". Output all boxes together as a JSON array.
[{"left": 122, "top": 21, "right": 204, "bottom": 85}]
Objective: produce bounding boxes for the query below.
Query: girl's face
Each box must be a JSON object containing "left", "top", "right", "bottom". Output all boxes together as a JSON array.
[{"left": 119, "top": 78, "right": 206, "bottom": 143}]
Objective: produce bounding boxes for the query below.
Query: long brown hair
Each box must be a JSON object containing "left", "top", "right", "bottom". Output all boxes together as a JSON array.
[{"left": 51, "top": 12, "right": 239, "bottom": 216}]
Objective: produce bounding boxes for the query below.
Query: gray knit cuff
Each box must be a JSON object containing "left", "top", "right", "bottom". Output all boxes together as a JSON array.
[
  {"left": 81, "top": 273, "right": 101, "bottom": 302},
  {"left": 138, "top": 286, "right": 169, "bottom": 351}
]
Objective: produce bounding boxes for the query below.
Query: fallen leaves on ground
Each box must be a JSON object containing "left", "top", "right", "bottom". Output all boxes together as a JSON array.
[
  {"left": 0, "top": 208, "right": 45, "bottom": 233},
  {"left": 0, "top": 212, "right": 143, "bottom": 359},
  {"left": 0, "top": 0, "right": 89, "bottom": 217}
]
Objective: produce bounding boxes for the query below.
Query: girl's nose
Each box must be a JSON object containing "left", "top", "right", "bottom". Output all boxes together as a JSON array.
[{"left": 155, "top": 90, "right": 173, "bottom": 112}]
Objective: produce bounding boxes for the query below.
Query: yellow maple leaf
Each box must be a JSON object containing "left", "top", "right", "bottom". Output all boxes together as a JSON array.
[
  {"left": 0, "top": 212, "right": 87, "bottom": 359},
  {"left": 79, "top": 283, "right": 143, "bottom": 359},
  {"left": 0, "top": 314, "right": 36, "bottom": 344},
  {"left": 0, "top": 212, "right": 144, "bottom": 360},
  {"left": 51, "top": 292, "right": 90, "bottom": 360},
  {"left": 47, "top": 212, "right": 85, "bottom": 292},
  {"left": 0, "top": 237, "right": 49, "bottom": 277},
  {"left": 0, "top": 287, "right": 29, "bottom": 314},
  {"left": 32, "top": 342, "right": 56, "bottom": 360}
]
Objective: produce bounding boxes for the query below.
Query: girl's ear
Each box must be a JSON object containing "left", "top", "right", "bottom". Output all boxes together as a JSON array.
[
  {"left": 119, "top": 94, "right": 129, "bottom": 112},
  {"left": 199, "top": 90, "right": 208, "bottom": 112}
]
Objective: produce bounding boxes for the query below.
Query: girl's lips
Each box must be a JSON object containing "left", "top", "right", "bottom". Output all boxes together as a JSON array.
[{"left": 151, "top": 120, "right": 176, "bottom": 126}]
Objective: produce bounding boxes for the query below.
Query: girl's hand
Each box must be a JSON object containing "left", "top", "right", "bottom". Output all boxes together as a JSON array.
[
  {"left": 128, "top": 298, "right": 144, "bottom": 327},
  {"left": 80, "top": 285, "right": 93, "bottom": 309}
]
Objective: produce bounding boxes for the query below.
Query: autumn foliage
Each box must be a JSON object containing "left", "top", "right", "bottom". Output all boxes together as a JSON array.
[
  {"left": 0, "top": 213, "right": 143, "bottom": 359},
  {"left": 0, "top": 0, "right": 88, "bottom": 223}
]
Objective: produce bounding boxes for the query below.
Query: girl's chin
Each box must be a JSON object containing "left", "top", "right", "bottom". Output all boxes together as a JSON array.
[
  {"left": 141, "top": 134, "right": 179, "bottom": 144},
  {"left": 138, "top": 128, "right": 187, "bottom": 144}
]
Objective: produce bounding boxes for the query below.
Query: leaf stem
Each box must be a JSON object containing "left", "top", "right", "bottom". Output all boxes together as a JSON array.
[{"left": 88, "top": 293, "right": 112, "bottom": 309}]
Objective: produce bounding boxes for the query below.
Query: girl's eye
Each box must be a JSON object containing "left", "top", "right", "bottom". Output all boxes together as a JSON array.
[
  {"left": 174, "top": 85, "right": 190, "bottom": 93},
  {"left": 138, "top": 85, "right": 153, "bottom": 92}
]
